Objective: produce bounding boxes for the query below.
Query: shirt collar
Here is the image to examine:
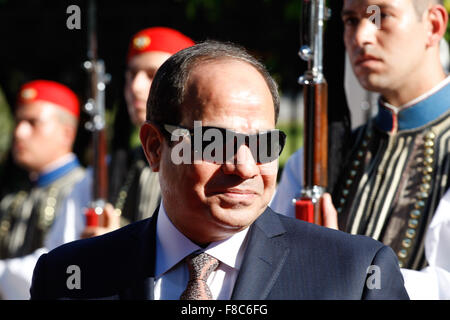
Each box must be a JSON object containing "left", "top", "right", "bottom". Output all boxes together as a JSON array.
[
  {"left": 375, "top": 76, "right": 450, "bottom": 133},
  {"left": 35, "top": 153, "right": 80, "bottom": 187},
  {"left": 155, "top": 203, "right": 250, "bottom": 278}
]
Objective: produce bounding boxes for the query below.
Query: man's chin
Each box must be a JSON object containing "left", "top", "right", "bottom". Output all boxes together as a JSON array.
[
  {"left": 210, "top": 204, "right": 264, "bottom": 229},
  {"left": 356, "top": 74, "right": 388, "bottom": 93},
  {"left": 126, "top": 105, "right": 146, "bottom": 126}
]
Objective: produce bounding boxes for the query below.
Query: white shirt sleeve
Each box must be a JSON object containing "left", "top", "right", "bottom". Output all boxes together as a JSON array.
[
  {"left": 45, "top": 171, "right": 91, "bottom": 250},
  {"left": 269, "top": 148, "right": 303, "bottom": 218},
  {"left": 0, "top": 171, "right": 92, "bottom": 300},
  {"left": 401, "top": 189, "right": 450, "bottom": 300},
  {"left": 0, "top": 248, "right": 48, "bottom": 300}
]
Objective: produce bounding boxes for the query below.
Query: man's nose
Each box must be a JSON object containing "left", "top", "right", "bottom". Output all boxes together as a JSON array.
[
  {"left": 353, "top": 18, "right": 378, "bottom": 48},
  {"left": 221, "top": 144, "right": 259, "bottom": 179},
  {"left": 131, "top": 71, "right": 151, "bottom": 95},
  {"left": 14, "top": 120, "right": 31, "bottom": 139}
]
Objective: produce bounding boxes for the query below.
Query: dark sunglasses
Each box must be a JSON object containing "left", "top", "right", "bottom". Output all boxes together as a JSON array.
[{"left": 160, "top": 124, "right": 286, "bottom": 164}]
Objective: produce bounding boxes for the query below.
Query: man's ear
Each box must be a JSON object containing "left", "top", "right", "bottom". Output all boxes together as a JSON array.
[
  {"left": 140, "top": 122, "right": 163, "bottom": 172},
  {"left": 425, "top": 5, "right": 448, "bottom": 47}
]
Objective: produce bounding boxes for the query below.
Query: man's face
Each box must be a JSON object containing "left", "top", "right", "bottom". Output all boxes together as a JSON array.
[
  {"left": 13, "top": 101, "right": 70, "bottom": 173},
  {"left": 342, "top": 0, "right": 429, "bottom": 95},
  {"left": 124, "top": 51, "right": 172, "bottom": 126},
  {"left": 154, "top": 60, "right": 278, "bottom": 245}
]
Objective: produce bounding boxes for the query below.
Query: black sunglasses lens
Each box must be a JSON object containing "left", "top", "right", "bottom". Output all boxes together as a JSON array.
[
  {"left": 199, "top": 127, "right": 225, "bottom": 163},
  {"left": 170, "top": 125, "right": 286, "bottom": 164},
  {"left": 255, "top": 131, "right": 286, "bottom": 163},
  {"left": 220, "top": 129, "right": 286, "bottom": 164}
]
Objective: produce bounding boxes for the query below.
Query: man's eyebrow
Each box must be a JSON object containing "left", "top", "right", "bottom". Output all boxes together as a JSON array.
[
  {"left": 341, "top": 4, "right": 396, "bottom": 17},
  {"left": 126, "top": 66, "right": 159, "bottom": 73}
]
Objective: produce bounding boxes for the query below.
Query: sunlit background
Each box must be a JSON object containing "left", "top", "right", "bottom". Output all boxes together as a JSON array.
[{"left": 1, "top": 0, "right": 449, "bottom": 177}]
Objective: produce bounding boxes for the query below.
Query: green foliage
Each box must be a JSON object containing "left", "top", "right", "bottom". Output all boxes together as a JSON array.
[
  {"left": 276, "top": 121, "right": 303, "bottom": 168},
  {"left": 446, "top": 0, "right": 450, "bottom": 42},
  {"left": 183, "top": 0, "right": 221, "bottom": 22},
  {"left": 0, "top": 87, "right": 13, "bottom": 165}
]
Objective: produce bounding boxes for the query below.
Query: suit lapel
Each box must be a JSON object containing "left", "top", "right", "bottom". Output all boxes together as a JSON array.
[
  {"left": 231, "top": 208, "right": 290, "bottom": 300},
  {"left": 120, "top": 206, "right": 291, "bottom": 300},
  {"left": 120, "top": 208, "right": 159, "bottom": 300}
]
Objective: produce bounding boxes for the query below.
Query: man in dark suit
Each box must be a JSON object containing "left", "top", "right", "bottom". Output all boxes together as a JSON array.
[{"left": 30, "top": 41, "right": 409, "bottom": 300}]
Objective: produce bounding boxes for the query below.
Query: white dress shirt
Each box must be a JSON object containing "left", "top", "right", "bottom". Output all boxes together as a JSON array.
[{"left": 154, "top": 203, "right": 250, "bottom": 300}]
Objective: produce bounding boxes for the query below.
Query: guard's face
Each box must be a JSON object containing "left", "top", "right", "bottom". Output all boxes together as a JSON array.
[
  {"left": 342, "top": 0, "right": 429, "bottom": 96},
  {"left": 124, "top": 51, "right": 172, "bottom": 126},
  {"left": 13, "top": 101, "right": 69, "bottom": 172},
  {"left": 141, "top": 59, "right": 278, "bottom": 245}
]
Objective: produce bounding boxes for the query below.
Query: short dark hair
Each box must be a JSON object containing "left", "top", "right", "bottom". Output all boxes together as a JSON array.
[{"left": 146, "top": 40, "right": 280, "bottom": 127}]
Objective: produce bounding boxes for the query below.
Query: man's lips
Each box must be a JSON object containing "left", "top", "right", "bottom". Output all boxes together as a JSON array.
[
  {"left": 132, "top": 98, "right": 147, "bottom": 110},
  {"left": 208, "top": 188, "right": 259, "bottom": 199},
  {"left": 354, "top": 55, "right": 382, "bottom": 67},
  {"left": 13, "top": 142, "right": 26, "bottom": 153}
]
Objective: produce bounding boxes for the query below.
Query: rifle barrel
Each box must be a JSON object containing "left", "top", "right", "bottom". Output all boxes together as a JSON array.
[{"left": 295, "top": 0, "right": 329, "bottom": 225}]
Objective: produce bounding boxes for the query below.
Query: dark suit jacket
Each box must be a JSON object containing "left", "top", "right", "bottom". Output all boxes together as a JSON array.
[{"left": 30, "top": 207, "right": 409, "bottom": 299}]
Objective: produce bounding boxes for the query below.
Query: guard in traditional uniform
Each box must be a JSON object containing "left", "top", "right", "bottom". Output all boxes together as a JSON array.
[
  {"left": 331, "top": 81, "right": 450, "bottom": 269},
  {"left": 270, "top": 0, "right": 450, "bottom": 298},
  {"left": 110, "top": 26, "right": 195, "bottom": 224},
  {"left": 0, "top": 80, "right": 84, "bottom": 299},
  {"left": 68, "top": 27, "right": 195, "bottom": 238}
]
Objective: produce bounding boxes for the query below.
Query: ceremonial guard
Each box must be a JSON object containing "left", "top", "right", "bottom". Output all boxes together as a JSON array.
[
  {"left": 0, "top": 80, "right": 84, "bottom": 299},
  {"left": 110, "top": 27, "right": 195, "bottom": 224},
  {"left": 271, "top": 0, "right": 450, "bottom": 298},
  {"left": 64, "top": 27, "right": 195, "bottom": 238},
  {"left": 330, "top": 81, "right": 450, "bottom": 270}
]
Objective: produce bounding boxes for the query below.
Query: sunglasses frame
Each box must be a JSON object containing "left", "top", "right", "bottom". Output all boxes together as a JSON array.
[{"left": 158, "top": 123, "right": 286, "bottom": 164}]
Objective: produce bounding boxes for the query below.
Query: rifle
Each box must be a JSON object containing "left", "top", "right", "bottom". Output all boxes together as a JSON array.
[
  {"left": 84, "top": 0, "right": 110, "bottom": 227},
  {"left": 295, "top": 0, "right": 329, "bottom": 225}
]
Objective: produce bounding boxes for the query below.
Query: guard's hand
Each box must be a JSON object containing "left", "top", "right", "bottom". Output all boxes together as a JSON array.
[
  {"left": 81, "top": 203, "right": 121, "bottom": 239},
  {"left": 321, "top": 193, "right": 339, "bottom": 230}
]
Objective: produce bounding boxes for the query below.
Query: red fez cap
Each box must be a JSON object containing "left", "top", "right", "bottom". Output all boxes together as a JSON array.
[
  {"left": 17, "top": 80, "right": 80, "bottom": 118},
  {"left": 127, "top": 27, "right": 195, "bottom": 62}
]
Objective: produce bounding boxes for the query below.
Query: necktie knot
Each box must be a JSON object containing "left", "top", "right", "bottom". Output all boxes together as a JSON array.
[{"left": 180, "top": 252, "right": 219, "bottom": 300}]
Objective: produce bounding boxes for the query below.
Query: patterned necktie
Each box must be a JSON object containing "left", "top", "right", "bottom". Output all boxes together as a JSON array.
[{"left": 180, "top": 252, "right": 220, "bottom": 300}]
